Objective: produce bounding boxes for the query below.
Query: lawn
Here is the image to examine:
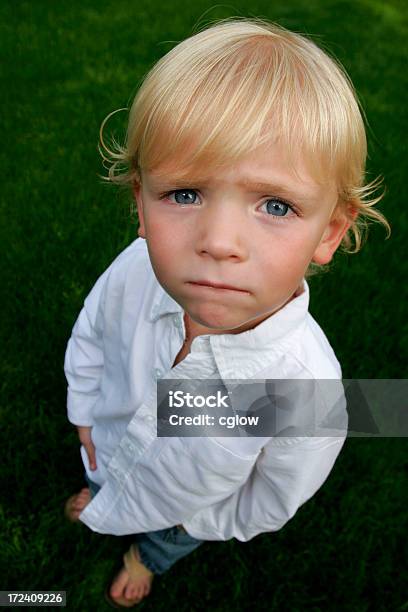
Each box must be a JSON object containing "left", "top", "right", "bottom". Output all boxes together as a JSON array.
[{"left": 1, "top": 1, "right": 407, "bottom": 610}]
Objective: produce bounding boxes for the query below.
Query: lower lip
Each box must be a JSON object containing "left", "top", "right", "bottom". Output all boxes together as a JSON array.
[{"left": 187, "top": 282, "right": 250, "bottom": 294}]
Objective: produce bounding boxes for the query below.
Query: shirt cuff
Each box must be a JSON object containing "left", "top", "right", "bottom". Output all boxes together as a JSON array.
[{"left": 67, "top": 390, "right": 98, "bottom": 426}]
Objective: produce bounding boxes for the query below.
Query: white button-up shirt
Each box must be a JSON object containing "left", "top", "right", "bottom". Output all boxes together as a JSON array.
[{"left": 64, "top": 237, "right": 348, "bottom": 542}]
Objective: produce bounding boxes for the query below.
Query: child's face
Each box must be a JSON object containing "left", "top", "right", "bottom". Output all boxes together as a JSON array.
[{"left": 133, "top": 140, "right": 351, "bottom": 334}]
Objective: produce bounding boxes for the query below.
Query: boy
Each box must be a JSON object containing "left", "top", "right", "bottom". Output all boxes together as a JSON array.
[{"left": 63, "top": 17, "right": 390, "bottom": 608}]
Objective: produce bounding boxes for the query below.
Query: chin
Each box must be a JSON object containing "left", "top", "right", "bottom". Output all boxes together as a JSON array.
[
  {"left": 190, "top": 307, "right": 252, "bottom": 332},
  {"left": 188, "top": 306, "right": 234, "bottom": 329},
  {"left": 194, "top": 315, "right": 237, "bottom": 331}
]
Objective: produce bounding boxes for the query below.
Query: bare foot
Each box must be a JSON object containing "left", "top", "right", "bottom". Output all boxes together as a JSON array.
[
  {"left": 108, "top": 544, "right": 154, "bottom": 607},
  {"left": 64, "top": 487, "right": 91, "bottom": 522}
]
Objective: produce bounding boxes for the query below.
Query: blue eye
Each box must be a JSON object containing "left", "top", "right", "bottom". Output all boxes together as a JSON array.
[
  {"left": 168, "top": 190, "right": 199, "bottom": 205},
  {"left": 162, "top": 190, "right": 295, "bottom": 219},
  {"left": 263, "top": 199, "right": 291, "bottom": 217}
]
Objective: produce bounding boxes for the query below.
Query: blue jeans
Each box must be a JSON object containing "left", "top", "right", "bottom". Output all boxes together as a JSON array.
[{"left": 84, "top": 472, "right": 204, "bottom": 575}]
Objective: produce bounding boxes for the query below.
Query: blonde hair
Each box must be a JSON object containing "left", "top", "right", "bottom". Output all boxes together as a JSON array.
[{"left": 98, "top": 16, "right": 391, "bottom": 278}]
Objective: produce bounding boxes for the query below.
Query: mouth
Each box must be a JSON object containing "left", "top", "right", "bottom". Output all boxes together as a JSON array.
[{"left": 187, "top": 280, "right": 250, "bottom": 294}]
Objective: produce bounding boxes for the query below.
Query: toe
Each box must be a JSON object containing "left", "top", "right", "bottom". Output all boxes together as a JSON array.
[
  {"left": 65, "top": 490, "right": 92, "bottom": 522},
  {"left": 72, "top": 490, "right": 91, "bottom": 510},
  {"left": 110, "top": 568, "right": 128, "bottom": 598},
  {"left": 74, "top": 497, "right": 87, "bottom": 507},
  {"left": 109, "top": 556, "right": 154, "bottom": 607},
  {"left": 124, "top": 583, "right": 141, "bottom": 601}
]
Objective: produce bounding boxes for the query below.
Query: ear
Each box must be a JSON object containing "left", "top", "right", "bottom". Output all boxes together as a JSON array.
[
  {"left": 312, "top": 204, "right": 358, "bottom": 265},
  {"left": 133, "top": 180, "right": 146, "bottom": 239}
]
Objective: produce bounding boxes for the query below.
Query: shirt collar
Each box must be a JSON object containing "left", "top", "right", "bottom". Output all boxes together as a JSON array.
[
  {"left": 210, "top": 279, "right": 309, "bottom": 350},
  {"left": 207, "top": 280, "right": 309, "bottom": 379},
  {"left": 149, "top": 284, "right": 184, "bottom": 322}
]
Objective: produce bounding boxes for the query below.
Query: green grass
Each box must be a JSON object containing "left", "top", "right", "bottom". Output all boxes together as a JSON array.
[{"left": 1, "top": 1, "right": 407, "bottom": 610}]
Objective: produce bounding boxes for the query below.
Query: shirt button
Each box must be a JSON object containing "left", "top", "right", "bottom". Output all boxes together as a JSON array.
[
  {"left": 145, "top": 415, "right": 155, "bottom": 423},
  {"left": 154, "top": 368, "right": 162, "bottom": 379}
]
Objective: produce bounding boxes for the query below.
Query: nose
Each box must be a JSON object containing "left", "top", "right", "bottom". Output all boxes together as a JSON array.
[{"left": 194, "top": 201, "right": 248, "bottom": 261}]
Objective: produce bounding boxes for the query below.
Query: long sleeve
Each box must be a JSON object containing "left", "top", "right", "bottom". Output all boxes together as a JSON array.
[
  {"left": 78, "top": 433, "right": 266, "bottom": 535},
  {"left": 64, "top": 266, "right": 111, "bottom": 426},
  {"left": 181, "top": 435, "right": 347, "bottom": 541}
]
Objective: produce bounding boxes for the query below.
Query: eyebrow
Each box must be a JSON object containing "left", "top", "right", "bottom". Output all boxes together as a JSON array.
[
  {"left": 149, "top": 176, "right": 318, "bottom": 203},
  {"left": 238, "top": 179, "right": 315, "bottom": 201}
]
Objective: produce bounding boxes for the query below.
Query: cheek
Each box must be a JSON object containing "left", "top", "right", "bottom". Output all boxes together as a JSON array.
[
  {"left": 145, "top": 217, "right": 187, "bottom": 277},
  {"left": 263, "top": 229, "right": 309, "bottom": 256},
  {"left": 146, "top": 208, "right": 196, "bottom": 254},
  {"left": 259, "top": 228, "right": 319, "bottom": 274}
]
